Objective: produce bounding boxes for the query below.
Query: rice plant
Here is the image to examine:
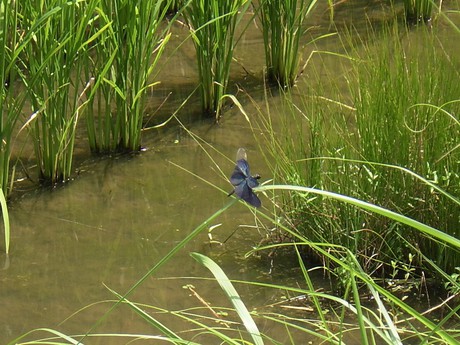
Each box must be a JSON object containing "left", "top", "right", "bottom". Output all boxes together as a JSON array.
[
  {"left": 18, "top": 0, "right": 100, "bottom": 184},
  {"left": 258, "top": 0, "right": 318, "bottom": 87},
  {"left": 85, "top": 0, "right": 171, "bottom": 153},
  {"left": 0, "top": 0, "right": 17, "bottom": 194},
  {"left": 0, "top": 0, "right": 28, "bottom": 195},
  {"left": 404, "top": 0, "right": 434, "bottom": 24},
  {"left": 183, "top": 0, "right": 250, "bottom": 118}
]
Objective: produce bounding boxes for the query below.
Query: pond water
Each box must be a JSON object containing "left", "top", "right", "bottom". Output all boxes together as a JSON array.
[{"left": 1, "top": 1, "right": 460, "bottom": 344}]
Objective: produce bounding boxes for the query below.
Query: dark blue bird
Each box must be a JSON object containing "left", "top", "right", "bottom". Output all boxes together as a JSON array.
[{"left": 229, "top": 148, "right": 261, "bottom": 208}]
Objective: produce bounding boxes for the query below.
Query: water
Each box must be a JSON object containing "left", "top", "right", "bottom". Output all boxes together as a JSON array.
[{"left": 2, "top": 1, "right": 460, "bottom": 343}]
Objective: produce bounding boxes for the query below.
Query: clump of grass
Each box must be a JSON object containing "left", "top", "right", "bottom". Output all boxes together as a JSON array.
[
  {"left": 404, "top": 0, "right": 434, "bottom": 25},
  {"left": 85, "top": 0, "right": 171, "bottom": 153},
  {"left": 18, "top": 0, "right": 99, "bottom": 184},
  {"left": 0, "top": 0, "right": 17, "bottom": 194},
  {"left": 253, "top": 21, "right": 460, "bottom": 276},
  {"left": 0, "top": 0, "right": 32, "bottom": 195},
  {"left": 183, "top": 0, "right": 250, "bottom": 118},
  {"left": 258, "top": 0, "right": 318, "bottom": 87},
  {"left": 348, "top": 24, "right": 460, "bottom": 272}
]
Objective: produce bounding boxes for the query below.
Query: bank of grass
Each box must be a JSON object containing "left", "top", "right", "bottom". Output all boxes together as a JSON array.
[
  {"left": 7, "top": 188, "right": 460, "bottom": 344},
  {"left": 183, "top": 0, "right": 251, "bottom": 118},
  {"left": 253, "top": 21, "right": 460, "bottom": 275}
]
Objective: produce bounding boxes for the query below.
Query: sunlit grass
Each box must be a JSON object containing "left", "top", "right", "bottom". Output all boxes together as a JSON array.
[
  {"left": 85, "top": 0, "right": 171, "bottom": 153},
  {"left": 183, "top": 0, "right": 250, "bottom": 118},
  {"left": 18, "top": 0, "right": 100, "bottom": 183},
  {"left": 258, "top": 0, "right": 318, "bottom": 87},
  {"left": 4, "top": 4, "right": 460, "bottom": 345},
  {"left": 0, "top": 0, "right": 29, "bottom": 195},
  {"left": 252, "top": 19, "right": 460, "bottom": 276},
  {"left": 0, "top": 188, "right": 9, "bottom": 254}
]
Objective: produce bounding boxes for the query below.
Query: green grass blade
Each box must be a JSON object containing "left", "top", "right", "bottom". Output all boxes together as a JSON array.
[
  {"left": 104, "top": 285, "right": 184, "bottom": 342},
  {"left": 191, "top": 252, "right": 264, "bottom": 345},
  {"left": 255, "top": 184, "right": 460, "bottom": 249},
  {"left": 0, "top": 188, "right": 9, "bottom": 254},
  {"left": 6, "top": 327, "right": 80, "bottom": 345}
]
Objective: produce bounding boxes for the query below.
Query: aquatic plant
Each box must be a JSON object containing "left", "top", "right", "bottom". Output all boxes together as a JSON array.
[
  {"left": 252, "top": 21, "right": 460, "bottom": 275},
  {"left": 19, "top": 0, "right": 100, "bottom": 183},
  {"left": 258, "top": 0, "right": 318, "bottom": 87},
  {"left": 183, "top": 0, "right": 250, "bottom": 118},
  {"left": 0, "top": 0, "right": 16, "bottom": 194},
  {"left": 404, "top": 0, "right": 434, "bottom": 24},
  {"left": 0, "top": 0, "right": 30, "bottom": 195},
  {"left": 85, "top": 0, "right": 171, "bottom": 153}
]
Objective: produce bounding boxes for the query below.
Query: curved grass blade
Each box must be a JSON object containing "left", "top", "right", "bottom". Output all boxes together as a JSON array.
[
  {"left": 6, "top": 328, "right": 80, "bottom": 345},
  {"left": 255, "top": 184, "right": 460, "bottom": 249},
  {"left": 104, "top": 285, "right": 184, "bottom": 342},
  {"left": 191, "top": 252, "right": 264, "bottom": 345}
]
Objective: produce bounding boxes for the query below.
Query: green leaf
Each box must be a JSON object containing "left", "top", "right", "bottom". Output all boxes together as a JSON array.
[
  {"left": 191, "top": 252, "right": 264, "bottom": 345},
  {"left": 0, "top": 188, "right": 9, "bottom": 254}
]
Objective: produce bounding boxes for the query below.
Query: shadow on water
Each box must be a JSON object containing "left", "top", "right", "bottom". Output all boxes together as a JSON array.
[{"left": 1, "top": 1, "right": 460, "bottom": 343}]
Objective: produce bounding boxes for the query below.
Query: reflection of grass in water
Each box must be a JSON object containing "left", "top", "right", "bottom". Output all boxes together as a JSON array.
[{"left": 183, "top": 0, "right": 251, "bottom": 119}]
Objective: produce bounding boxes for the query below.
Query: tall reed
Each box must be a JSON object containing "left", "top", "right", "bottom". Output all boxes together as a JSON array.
[
  {"left": 183, "top": 0, "right": 250, "bottom": 118},
  {"left": 85, "top": 0, "right": 171, "bottom": 153},
  {"left": 258, "top": 0, "right": 318, "bottom": 87},
  {"left": 349, "top": 25, "right": 459, "bottom": 272},
  {"left": 19, "top": 0, "right": 99, "bottom": 184}
]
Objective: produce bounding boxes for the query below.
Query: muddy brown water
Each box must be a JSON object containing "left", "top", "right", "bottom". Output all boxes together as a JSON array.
[{"left": 1, "top": 2, "right": 460, "bottom": 344}]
